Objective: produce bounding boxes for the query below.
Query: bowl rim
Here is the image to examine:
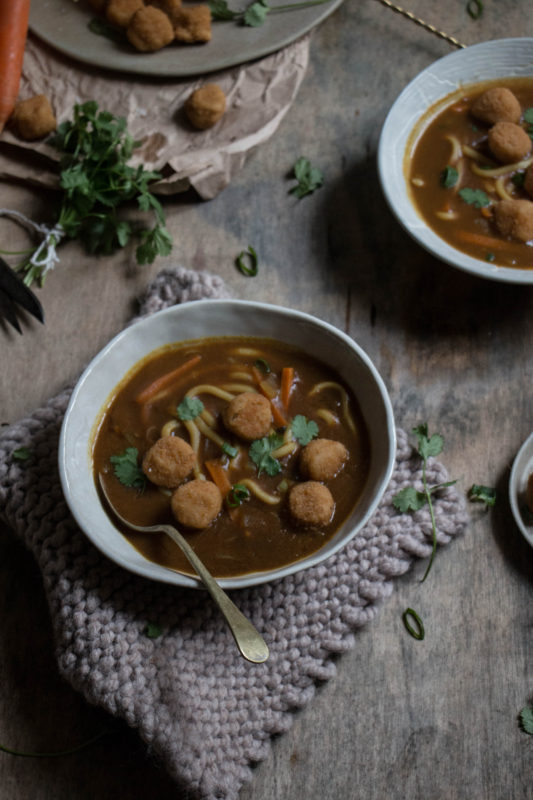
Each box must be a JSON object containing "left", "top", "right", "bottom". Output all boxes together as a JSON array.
[
  {"left": 509, "top": 430, "right": 533, "bottom": 549},
  {"left": 378, "top": 37, "right": 533, "bottom": 285},
  {"left": 59, "top": 298, "right": 396, "bottom": 590}
]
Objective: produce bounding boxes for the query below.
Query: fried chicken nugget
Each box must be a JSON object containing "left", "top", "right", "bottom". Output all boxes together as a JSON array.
[
  {"left": 106, "top": 0, "right": 144, "bottom": 28},
  {"left": 174, "top": 5, "right": 211, "bottom": 43},
  {"left": 185, "top": 84, "right": 227, "bottom": 130},
  {"left": 11, "top": 95, "right": 57, "bottom": 140},
  {"left": 127, "top": 5, "right": 175, "bottom": 51}
]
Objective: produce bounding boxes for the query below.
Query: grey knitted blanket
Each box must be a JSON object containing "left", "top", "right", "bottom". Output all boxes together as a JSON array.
[{"left": 0, "top": 268, "right": 469, "bottom": 800}]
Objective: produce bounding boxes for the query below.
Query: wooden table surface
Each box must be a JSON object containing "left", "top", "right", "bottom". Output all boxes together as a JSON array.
[{"left": 2, "top": 2, "right": 533, "bottom": 798}]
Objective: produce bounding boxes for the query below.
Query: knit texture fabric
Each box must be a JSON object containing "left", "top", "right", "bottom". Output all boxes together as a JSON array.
[{"left": 0, "top": 267, "right": 469, "bottom": 800}]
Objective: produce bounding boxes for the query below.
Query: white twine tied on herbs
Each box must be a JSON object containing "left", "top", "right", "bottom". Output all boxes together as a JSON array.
[{"left": 0, "top": 208, "right": 65, "bottom": 283}]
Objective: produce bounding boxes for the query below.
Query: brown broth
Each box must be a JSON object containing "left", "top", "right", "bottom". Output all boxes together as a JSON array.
[
  {"left": 92, "top": 337, "right": 371, "bottom": 579},
  {"left": 406, "top": 78, "right": 533, "bottom": 269}
]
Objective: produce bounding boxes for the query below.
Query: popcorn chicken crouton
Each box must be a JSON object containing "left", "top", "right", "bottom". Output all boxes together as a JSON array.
[
  {"left": 106, "top": 0, "right": 144, "bottom": 28},
  {"left": 174, "top": 5, "right": 211, "bottom": 43},
  {"left": 471, "top": 87, "right": 522, "bottom": 125},
  {"left": 148, "top": 0, "right": 182, "bottom": 25},
  {"left": 11, "top": 95, "right": 57, "bottom": 140},
  {"left": 127, "top": 5, "right": 175, "bottom": 50},
  {"left": 488, "top": 121, "right": 531, "bottom": 164},
  {"left": 493, "top": 199, "right": 533, "bottom": 243},
  {"left": 185, "top": 84, "right": 227, "bottom": 130}
]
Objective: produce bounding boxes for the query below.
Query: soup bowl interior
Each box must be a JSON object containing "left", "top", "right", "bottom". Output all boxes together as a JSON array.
[
  {"left": 59, "top": 299, "right": 396, "bottom": 589},
  {"left": 378, "top": 37, "right": 533, "bottom": 284}
]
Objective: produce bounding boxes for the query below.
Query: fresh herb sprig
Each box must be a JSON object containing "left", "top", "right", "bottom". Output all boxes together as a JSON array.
[
  {"left": 249, "top": 433, "right": 284, "bottom": 476},
  {"left": 209, "top": 0, "right": 333, "bottom": 26},
  {"left": 393, "top": 424, "right": 457, "bottom": 583},
  {"left": 289, "top": 157, "right": 324, "bottom": 199},
  {"left": 468, "top": 483, "right": 496, "bottom": 508},
  {"left": 18, "top": 102, "right": 172, "bottom": 286},
  {"left": 110, "top": 447, "right": 146, "bottom": 491}
]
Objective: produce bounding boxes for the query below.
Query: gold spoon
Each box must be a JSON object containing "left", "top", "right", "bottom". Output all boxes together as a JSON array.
[{"left": 98, "top": 475, "right": 269, "bottom": 664}]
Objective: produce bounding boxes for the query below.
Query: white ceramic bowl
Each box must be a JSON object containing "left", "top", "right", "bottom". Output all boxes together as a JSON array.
[
  {"left": 59, "top": 299, "right": 396, "bottom": 590},
  {"left": 509, "top": 431, "right": 533, "bottom": 549},
  {"left": 378, "top": 38, "right": 533, "bottom": 284}
]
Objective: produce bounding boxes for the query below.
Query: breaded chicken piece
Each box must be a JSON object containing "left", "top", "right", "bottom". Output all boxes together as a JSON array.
[
  {"left": 127, "top": 5, "right": 175, "bottom": 50},
  {"left": 185, "top": 84, "right": 227, "bottom": 130},
  {"left": 488, "top": 121, "right": 531, "bottom": 164},
  {"left": 142, "top": 436, "right": 195, "bottom": 488},
  {"left": 300, "top": 439, "right": 347, "bottom": 482},
  {"left": 223, "top": 392, "right": 272, "bottom": 442},
  {"left": 106, "top": 0, "right": 144, "bottom": 28},
  {"left": 11, "top": 95, "right": 57, "bottom": 140},
  {"left": 148, "top": 0, "right": 182, "bottom": 25},
  {"left": 493, "top": 199, "right": 533, "bottom": 243},
  {"left": 288, "top": 481, "right": 335, "bottom": 527},
  {"left": 171, "top": 479, "right": 222, "bottom": 529},
  {"left": 522, "top": 163, "right": 533, "bottom": 198},
  {"left": 174, "top": 5, "right": 211, "bottom": 43},
  {"left": 471, "top": 87, "right": 522, "bottom": 125}
]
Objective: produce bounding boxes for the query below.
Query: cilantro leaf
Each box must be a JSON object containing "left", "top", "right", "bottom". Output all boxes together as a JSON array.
[
  {"left": 208, "top": 0, "right": 239, "bottom": 18},
  {"left": 458, "top": 187, "right": 491, "bottom": 208},
  {"left": 393, "top": 485, "right": 427, "bottom": 512},
  {"left": 291, "top": 414, "right": 319, "bottom": 446},
  {"left": 12, "top": 446, "right": 32, "bottom": 462},
  {"left": 520, "top": 707, "right": 533, "bottom": 734},
  {"left": 289, "top": 157, "right": 324, "bottom": 199},
  {"left": 249, "top": 433, "right": 284, "bottom": 476},
  {"left": 110, "top": 447, "right": 146, "bottom": 491},
  {"left": 177, "top": 397, "right": 204, "bottom": 421},
  {"left": 243, "top": 0, "right": 270, "bottom": 26},
  {"left": 468, "top": 484, "right": 497, "bottom": 508},
  {"left": 227, "top": 483, "right": 251, "bottom": 507},
  {"left": 440, "top": 165, "right": 459, "bottom": 188},
  {"left": 144, "top": 622, "right": 163, "bottom": 639},
  {"left": 136, "top": 225, "right": 173, "bottom": 265},
  {"left": 524, "top": 108, "right": 533, "bottom": 125},
  {"left": 413, "top": 423, "right": 443, "bottom": 460}
]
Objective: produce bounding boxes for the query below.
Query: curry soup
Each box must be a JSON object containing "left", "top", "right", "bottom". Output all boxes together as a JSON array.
[
  {"left": 92, "top": 337, "right": 371, "bottom": 579},
  {"left": 407, "top": 78, "right": 533, "bottom": 268}
]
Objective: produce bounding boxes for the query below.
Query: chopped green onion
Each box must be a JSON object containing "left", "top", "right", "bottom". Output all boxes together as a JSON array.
[
  {"left": 254, "top": 358, "right": 271, "bottom": 374},
  {"left": 236, "top": 246, "right": 258, "bottom": 277},
  {"left": 222, "top": 442, "right": 238, "bottom": 458},
  {"left": 402, "top": 608, "right": 425, "bottom": 640},
  {"left": 227, "top": 483, "right": 250, "bottom": 507}
]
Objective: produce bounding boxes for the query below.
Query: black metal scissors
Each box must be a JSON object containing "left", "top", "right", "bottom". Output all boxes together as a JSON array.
[{"left": 0, "top": 256, "right": 44, "bottom": 334}]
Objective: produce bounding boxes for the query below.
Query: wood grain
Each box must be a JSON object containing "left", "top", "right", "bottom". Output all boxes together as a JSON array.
[{"left": 2, "top": 2, "right": 533, "bottom": 798}]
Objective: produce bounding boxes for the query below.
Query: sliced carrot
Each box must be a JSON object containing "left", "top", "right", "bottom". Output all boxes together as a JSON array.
[
  {"left": 135, "top": 355, "right": 201, "bottom": 404},
  {"left": 280, "top": 367, "right": 294, "bottom": 410},
  {"left": 0, "top": 1, "right": 31, "bottom": 134},
  {"left": 270, "top": 400, "right": 288, "bottom": 428},
  {"left": 480, "top": 206, "right": 493, "bottom": 219},
  {"left": 455, "top": 229, "right": 509, "bottom": 250},
  {"left": 251, "top": 364, "right": 287, "bottom": 426},
  {"left": 205, "top": 459, "right": 232, "bottom": 496}
]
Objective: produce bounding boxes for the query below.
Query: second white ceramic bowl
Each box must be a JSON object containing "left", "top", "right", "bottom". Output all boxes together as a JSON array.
[{"left": 378, "top": 38, "right": 533, "bottom": 284}]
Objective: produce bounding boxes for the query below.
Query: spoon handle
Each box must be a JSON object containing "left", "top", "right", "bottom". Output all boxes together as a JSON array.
[{"left": 161, "top": 525, "right": 269, "bottom": 664}]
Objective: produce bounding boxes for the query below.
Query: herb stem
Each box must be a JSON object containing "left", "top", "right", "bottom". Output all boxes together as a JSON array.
[{"left": 421, "top": 457, "right": 438, "bottom": 583}]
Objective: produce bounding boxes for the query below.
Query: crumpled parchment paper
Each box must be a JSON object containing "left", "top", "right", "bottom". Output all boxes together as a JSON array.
[{"left": 0, "top": 32, "right": 310, "bottom": 200}]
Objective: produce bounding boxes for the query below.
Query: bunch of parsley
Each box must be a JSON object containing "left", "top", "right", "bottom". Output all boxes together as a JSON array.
[{"left": 20, "top": 101, "right": 172, "bottom": 286}]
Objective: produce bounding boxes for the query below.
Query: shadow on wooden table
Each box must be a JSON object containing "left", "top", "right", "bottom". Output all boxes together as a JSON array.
[{"left": 0, "top": 523, "right": 183, "bottom": 799}]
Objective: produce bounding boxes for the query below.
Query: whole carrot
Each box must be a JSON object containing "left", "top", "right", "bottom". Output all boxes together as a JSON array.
[{"left": 0, "top": 0, "right": 31, "bottom": 133}]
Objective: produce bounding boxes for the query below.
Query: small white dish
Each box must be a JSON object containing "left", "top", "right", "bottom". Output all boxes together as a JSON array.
[
  {"left": 509, "top": 431, "right": 533, "bottom": 548},
  {"left": 378, "top": 37, "right": 533, "bottom": 284},
  {"left": 59, "top": 299, "right": 396, "bottom": 590}
]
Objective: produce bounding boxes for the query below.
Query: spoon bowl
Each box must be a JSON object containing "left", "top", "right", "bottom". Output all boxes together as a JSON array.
[{"left": 98, "top": 475, "right": 269, "bottom": 664}]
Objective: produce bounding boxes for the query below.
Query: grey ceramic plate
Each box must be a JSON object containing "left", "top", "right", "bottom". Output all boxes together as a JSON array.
[
  {"left": 509, "top": 431, "right": 533, "bottom": 549},
  {"left": 30, "top": 0, "right": 343, "bottom": 77}
]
